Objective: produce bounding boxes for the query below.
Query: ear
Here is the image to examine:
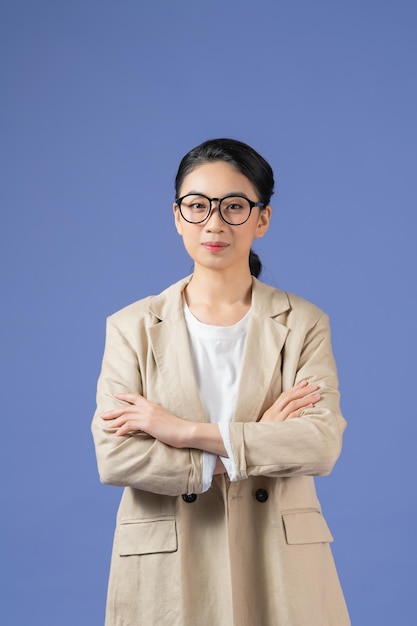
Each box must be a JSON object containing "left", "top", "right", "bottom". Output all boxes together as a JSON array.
[
  {"left": 173, "top": 202, "right": 183, "bottom": 235},
  {"left": 254, "top": 205, "right": 272, "bottom": 239}
]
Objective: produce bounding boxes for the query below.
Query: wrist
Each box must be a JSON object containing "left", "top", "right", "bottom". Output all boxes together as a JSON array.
[
  {"left": 181, "top": 420, "right": 198, "bottom": 448},
  {"left": 187, "top": 422, "right": 227, "bottom": 456}
]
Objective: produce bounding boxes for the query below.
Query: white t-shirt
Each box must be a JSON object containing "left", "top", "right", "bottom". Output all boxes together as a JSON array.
[{"left": 184, "top": 303, "right": 250, "bottom": 491}]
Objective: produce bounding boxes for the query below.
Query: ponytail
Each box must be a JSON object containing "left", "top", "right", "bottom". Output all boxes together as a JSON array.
[{"left": 249, "top": 249, "right": 262, "bottom": 278}]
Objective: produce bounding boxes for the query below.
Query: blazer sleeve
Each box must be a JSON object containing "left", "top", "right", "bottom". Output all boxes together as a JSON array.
[
  {"left": 91, "top": 316, "right": 204, "bottom": 496},
  {"left": 228, "top": 312, "right": 347, "bottom": 480}
]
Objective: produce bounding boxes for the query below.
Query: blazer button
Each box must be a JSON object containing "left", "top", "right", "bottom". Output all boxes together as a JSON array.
[
  {"left": 182, "top": 493, "right": 197, "bottom": 503},
  {"left": 255, "top": 488, "right": 269, "bottom": 503}
]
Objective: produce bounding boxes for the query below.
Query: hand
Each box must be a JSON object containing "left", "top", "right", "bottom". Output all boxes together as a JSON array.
[
  {"left": 101, "top": 393, "right": 190, "bottom": 448},
  {"left": 260, "top": 380, "right": 320, "bottom": 422}
]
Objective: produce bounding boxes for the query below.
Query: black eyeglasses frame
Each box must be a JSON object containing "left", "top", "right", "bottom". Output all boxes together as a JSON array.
[{"left": 174, "top": 193, "right": 265, "bottom": 226}]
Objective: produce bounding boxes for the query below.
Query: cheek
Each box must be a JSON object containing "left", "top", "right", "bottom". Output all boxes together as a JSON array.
[
  {"left": 178, "top": 223, "right": 199, "bottom": 246},
  {"left": 242, "top": 219, "right": 263, "bottom": 241}
]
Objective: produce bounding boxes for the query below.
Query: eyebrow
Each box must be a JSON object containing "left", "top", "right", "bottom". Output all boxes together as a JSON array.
[{"left": 182, "top": 190, "right": 251, "bottom": 198}]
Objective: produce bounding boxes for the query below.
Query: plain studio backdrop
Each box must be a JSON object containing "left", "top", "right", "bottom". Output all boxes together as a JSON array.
[{"left": 1, "top": 1, "right": 416, "bottom": 624}]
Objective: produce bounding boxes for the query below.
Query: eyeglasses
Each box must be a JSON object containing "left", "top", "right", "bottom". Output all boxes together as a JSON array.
[{"left": 175, "top": 193, "right": 265, "bottom": 226}]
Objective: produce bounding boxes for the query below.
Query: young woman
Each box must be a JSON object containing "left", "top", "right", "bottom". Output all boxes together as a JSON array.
[{"left": 92, "top": 138, "right": 350, "bottom": 625}]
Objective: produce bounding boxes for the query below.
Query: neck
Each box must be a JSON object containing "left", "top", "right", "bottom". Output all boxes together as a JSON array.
[{"left": 184, "top": 267, "right": 254, "bottom": 326}]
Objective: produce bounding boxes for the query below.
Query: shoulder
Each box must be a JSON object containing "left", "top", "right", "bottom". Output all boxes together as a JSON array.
[
  {"left": 253, "top": 279, "right": 326, "bottom": 324},
  {"left": 108, "top": 295, "right": 153, "bottom": 326},
  {"left": 285, "top": 291, "right": 325, "bottom": 320},
  {"left": 106, "top": 275, "right": 191, "bottom": 332}
]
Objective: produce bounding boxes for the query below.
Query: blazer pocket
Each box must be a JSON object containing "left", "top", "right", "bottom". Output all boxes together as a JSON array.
[
  {"left": 282, "top": 508, "right": 334, "bottom": 545},
  {"left": 118, "top": 518, "right": 178, "bottom": 556}
]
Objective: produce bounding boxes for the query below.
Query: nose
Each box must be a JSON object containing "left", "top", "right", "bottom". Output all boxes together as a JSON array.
[{"left": 204, "top": 201, "right": 224, "bottom": 230}]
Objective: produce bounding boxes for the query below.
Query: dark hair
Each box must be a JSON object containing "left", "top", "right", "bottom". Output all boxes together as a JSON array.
[{"left": 175, "top": 138, "right": 274, "bottom": 278}]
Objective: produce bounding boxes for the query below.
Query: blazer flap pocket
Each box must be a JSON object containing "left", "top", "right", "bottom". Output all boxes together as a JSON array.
[
  {"left": 118, "top": 518, "right": 177, "bottom": 556},
  {"left": 282, "top": 508, "right": 334, "bottom": 545}
]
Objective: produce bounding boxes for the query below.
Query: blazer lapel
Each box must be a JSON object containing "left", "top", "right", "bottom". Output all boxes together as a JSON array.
[
  {"left": 233, "top": 280, "right": 291, "bottom": 423},
  {"left": 148, "top": 277, "right": 207, "bottom": 422}
]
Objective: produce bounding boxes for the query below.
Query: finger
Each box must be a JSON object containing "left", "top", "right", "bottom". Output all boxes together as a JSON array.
[
  {"left": 110, "top": 417, "right": 144, "bottom": 436},
  {"left": 292, "top": 393, "right": 320, "bottom": 407},
  {"left": 103, "top": 415, "right": 129, "bottom": 427},
  {"left": 114, "top": 392, "right": 144, "bottom": 405},
  {"left": 273, "top": 391, "right": 319, "bottom": 416},
  {"left": 114, "top": 423, "right": 136, "bottom": 437},
  {"left": 279, "top": 394, "right": 320, "bottom": 420},
  {"left": 101, "top": 408, "right": 134, "bottom": 420},
  {"left": 289, "top": 383, "right": 319, "bottom": 399},
  {"left": 101, "top": 411, "right": 120, "bottom": 420},
  {"left": 285, "top": 403, "right": 314, "bottom": 420},
  {"left": 277, "top": 384, "right": 319, "bottom": 409}
]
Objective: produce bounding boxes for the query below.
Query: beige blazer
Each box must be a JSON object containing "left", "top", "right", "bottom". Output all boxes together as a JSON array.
[{"left": 92, "top": 276, "right": 350, "bottom": 626}]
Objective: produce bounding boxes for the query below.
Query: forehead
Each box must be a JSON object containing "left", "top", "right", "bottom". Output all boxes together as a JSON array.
[{"left": 180, "top": 161, "right": 257, "bottom": 197}]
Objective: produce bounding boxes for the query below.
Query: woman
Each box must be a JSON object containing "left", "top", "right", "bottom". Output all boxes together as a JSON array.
[{"left": 92, "top": 138, "right": 350, "bottom": 625}]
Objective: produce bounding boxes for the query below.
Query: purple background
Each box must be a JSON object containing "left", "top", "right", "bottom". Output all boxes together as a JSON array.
[{"left": 1, "top": 1, "right": 416, "bottom": 624}]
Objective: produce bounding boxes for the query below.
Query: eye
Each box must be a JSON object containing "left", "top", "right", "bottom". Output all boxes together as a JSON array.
[
  {"left": 226, "top": 202, "right": 245, "bottom": 211},
  {"left": 223, "top": 197, "right": 248, "bottom": 211},
  {"left": 181, "top": 195, "right": 210, "bottom": 213}
]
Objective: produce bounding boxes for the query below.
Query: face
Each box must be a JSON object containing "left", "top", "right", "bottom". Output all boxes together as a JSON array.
[{"left": 173, "top": 161, "right": 271, "bottom": 275}]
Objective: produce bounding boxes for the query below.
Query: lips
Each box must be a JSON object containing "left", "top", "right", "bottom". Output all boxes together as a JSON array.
[{"left": 202, "top": 242, "right": 229, "bottom": 252}]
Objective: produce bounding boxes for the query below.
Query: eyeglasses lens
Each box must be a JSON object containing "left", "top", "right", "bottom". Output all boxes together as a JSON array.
[{"left": 180, "top": 195, "right": 251, "bottom": 225}]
